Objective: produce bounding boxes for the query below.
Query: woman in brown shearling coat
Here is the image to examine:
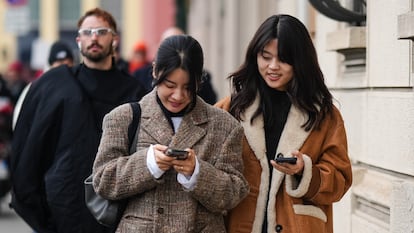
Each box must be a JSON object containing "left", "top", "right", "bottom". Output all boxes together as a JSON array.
[
  {"left": 92, "top": 35, "right": 249, "bottom": 233},
  {"left": 215, "top": 14, "right": 352, "bottom": 233}
]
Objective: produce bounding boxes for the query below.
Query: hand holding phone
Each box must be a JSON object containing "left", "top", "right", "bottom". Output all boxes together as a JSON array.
[
  {"left": 165, "top": 148, "right": 189, "bottom": 160},
  {"left": 274, "top": 157, "right": 297, "bottom": 164},
  {"left": 274, "top": 153, "right": 297, "bottom": 164}
]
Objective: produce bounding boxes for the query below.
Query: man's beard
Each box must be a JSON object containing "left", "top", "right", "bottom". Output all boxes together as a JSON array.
[{"left": 81, "top": 43, "right": 113, "bottom": 62}]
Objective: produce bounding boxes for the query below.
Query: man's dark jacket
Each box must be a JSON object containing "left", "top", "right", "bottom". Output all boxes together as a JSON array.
[{"left": 10, "top": 64, "right": 146, "bottom": 233}]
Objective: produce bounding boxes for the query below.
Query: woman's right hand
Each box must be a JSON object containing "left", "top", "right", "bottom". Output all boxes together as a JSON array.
[
  {"left": 152, "top": 144, "right": 175, "bottom": 171},
  {"left": 270, "top": 150, "right": 304, "bottom": 176}
]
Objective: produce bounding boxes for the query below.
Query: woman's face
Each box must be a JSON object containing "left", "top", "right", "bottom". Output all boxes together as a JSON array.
[
  {"left": 157, "top": 68, "right": 191, "bottom": 113},
  {"left": 257, "top": 39, "right": 293, "bottom": 91}
]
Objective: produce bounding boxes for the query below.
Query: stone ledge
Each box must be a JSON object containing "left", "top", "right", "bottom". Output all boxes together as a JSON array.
[
  {"left": 326, "top": 27, "right": 366, "bottom": 52},
  {"left": 398, "top": 11, "right": 414, "bottom": 40},
  {"left": 352, "top": 167, "right": 394, "bottom": 209}
]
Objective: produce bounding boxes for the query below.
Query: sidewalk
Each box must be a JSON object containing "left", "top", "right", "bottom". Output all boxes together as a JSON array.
[{"left": 0, "top": 192, "right": 33, "bottom": 233}]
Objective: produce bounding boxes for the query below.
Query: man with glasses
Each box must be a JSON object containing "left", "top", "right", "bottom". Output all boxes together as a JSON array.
[{"left": 10, "top": 8, "right": 146, "bottom": 233}]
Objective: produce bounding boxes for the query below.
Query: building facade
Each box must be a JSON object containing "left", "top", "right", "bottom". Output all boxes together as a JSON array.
[{"left": 0, "top": 0, "right": 176, "bottom": 73}]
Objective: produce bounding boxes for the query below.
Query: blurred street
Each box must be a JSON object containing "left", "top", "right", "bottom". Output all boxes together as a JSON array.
[{"left": 0, "top": 192, "right": 32, "bottom": 233}]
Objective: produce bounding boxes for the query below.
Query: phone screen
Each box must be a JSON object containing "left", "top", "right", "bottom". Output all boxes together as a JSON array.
[
  {"left": 275, "top": 157, "right": 297, "bottom": 164},
  {"left": 166, "top": 148, "right": 189, "bottom": 160}
]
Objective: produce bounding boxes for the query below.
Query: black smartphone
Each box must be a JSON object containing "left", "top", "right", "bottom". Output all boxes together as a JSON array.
[
  {"left": 165, "top": 148, "right": 189, "bottom": 160},
  {"left": 274, "top": 157, "right": 297, "bottom": 164}
]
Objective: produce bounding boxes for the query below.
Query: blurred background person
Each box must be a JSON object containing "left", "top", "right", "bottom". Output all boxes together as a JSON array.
[
  {"left": 128, "top": 40, "right": 152, "bottom": 93},
  {"left": 0, "top": 62, "right": 27, "bottom": 199},
  {"left": 47, "top": 40, "right": 75, "bottom": 69},
  {"left": 9, "top": 41, "right": 75, "bottom": 233},
  {"left": 0, "top": 72, "right": 14, "bottom": 215},
  {"left": 114, "top": 44, "right": 130, "bottom": 74},
  {"left": 128, "top": 40, "right": 150, "bottom": 75},
  {"left": 2, "top": 61, "right": 27, "bottom": 104}
]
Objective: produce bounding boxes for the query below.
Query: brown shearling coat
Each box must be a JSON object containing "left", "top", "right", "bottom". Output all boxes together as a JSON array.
[
  {"left": 215, "top": 96, "right": 352, "bottom": 233},
  {"left": 93, "top": 90, "right": 249, "bottom": 233}
]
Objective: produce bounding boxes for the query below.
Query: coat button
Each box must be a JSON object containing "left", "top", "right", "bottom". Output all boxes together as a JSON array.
[
  {"left": 275, "top": 224, "right": 283, "bottom": 232},
  {"left": 157, "top": 208, "right": 164, "bottom": 214}
]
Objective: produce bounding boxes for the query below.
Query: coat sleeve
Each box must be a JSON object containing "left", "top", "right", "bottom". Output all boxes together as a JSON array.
[
  {"left": 10, "top": 81, "right": 60, "bottom": 233},
  {"left": 92, "top": 104, "right": 161, "bottom": 200},
  {"left": 190, "top": 123, "right": 250, "bottom": 213},
  {"left": 286, "top": 108, "right": 353, "bottom": 205}
]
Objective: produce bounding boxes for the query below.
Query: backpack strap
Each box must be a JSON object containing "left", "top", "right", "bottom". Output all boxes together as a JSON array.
[{"left": 128, "top": 102, "right": 141, "bottom": 153}]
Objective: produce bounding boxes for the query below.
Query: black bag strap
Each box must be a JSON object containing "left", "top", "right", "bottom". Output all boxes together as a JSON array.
[{"left": 127, "top": 102, "right": 141, "bottom": 153}]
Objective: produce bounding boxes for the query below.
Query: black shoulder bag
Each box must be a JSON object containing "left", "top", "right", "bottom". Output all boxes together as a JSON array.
[
  {"left": 67, "top": 65, "right": 141, "bottom": 228},
  {"left": 84, "top": 102, "right": 141, "bottom": 228}
]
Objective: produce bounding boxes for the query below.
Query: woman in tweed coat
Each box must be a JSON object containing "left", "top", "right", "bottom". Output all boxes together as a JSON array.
[
  {"left": 92, "top": 35, "right": 249, "bottom": 233},
  {"left": 216, "top": 15, "right": 352, "bottom": 233}
]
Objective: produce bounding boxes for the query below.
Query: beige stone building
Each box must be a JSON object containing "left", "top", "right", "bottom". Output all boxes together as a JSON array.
[{"left": 1, "top": 0, "right": 414, "bottom": 232}]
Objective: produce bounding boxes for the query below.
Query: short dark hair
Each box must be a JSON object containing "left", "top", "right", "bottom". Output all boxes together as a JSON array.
[
  {"left": 153, "top": 35, "right": 204, "bottom": 106},
  {"left": 77, "top": 8, "right": 117, "bottom": 33}
]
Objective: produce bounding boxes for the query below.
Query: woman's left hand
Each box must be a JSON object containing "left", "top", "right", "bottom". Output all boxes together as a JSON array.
[
  {"left": 171, "top": 148, "right": 196, "bottom": 176},
  {"left": 270, "top": 150, "right": 304, "bottom": 175}
]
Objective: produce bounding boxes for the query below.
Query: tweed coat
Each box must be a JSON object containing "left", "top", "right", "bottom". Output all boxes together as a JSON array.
[
  {"left": 215, "top": 96, "right": 352, "bottom": 233},
  {"left": 93, "top": 89, "right": 249, "bottom": 233}
]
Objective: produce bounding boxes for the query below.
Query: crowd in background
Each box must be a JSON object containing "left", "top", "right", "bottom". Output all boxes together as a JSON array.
[
  {"left": 0, "top": 24, "right": 218, "bottom": 215},
  {"left": 0, "top": 7, "right": 351, "bottom": 233},
  {"left": 0, "top": 40, "right": 76, "bottom": 211}
]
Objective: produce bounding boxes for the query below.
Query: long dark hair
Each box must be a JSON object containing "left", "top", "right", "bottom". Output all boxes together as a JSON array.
[
  {"left": 152, "top": 35, "right": 204, "bottom": 110},
  {"left": 229, "top": 14, "right": 333, "bottom": 131}
]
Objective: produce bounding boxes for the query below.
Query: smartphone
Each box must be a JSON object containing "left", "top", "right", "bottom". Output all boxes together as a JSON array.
[
  {"left": 274, "top": 157, "right": 297, "bottom": 164},
  {"left": 165, "top": 148, "right": 189, "bottom": 160}
]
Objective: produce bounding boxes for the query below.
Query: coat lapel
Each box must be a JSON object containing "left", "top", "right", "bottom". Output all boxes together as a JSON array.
[
  {"left": 240, "top": 95, "right": 266, "bottom": 162},
  {"left": 276, "top": 105, "right": 310, "bottom": 158},
  {"left": 240, "top": 95, "right": 311, "bottom": 160},
  {"left": 169, "top": 104, "right": 207, "bottom": 149},
  {"left": 141, "top": 107, "right": 174, "bottom": 146},
  {"left": 266, "top": 105, "right": 311, "bottom": 232},
  {"left": 140, "top": 90, "right": 174, "bottom": 145},
  {"left": 241, "top": 95, "right": 272, "bottom": 233}
]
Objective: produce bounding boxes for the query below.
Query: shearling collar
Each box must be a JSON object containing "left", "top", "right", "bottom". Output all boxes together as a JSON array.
[{"left": 240, "top": 93, "right": 310, "bottom": 163}]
